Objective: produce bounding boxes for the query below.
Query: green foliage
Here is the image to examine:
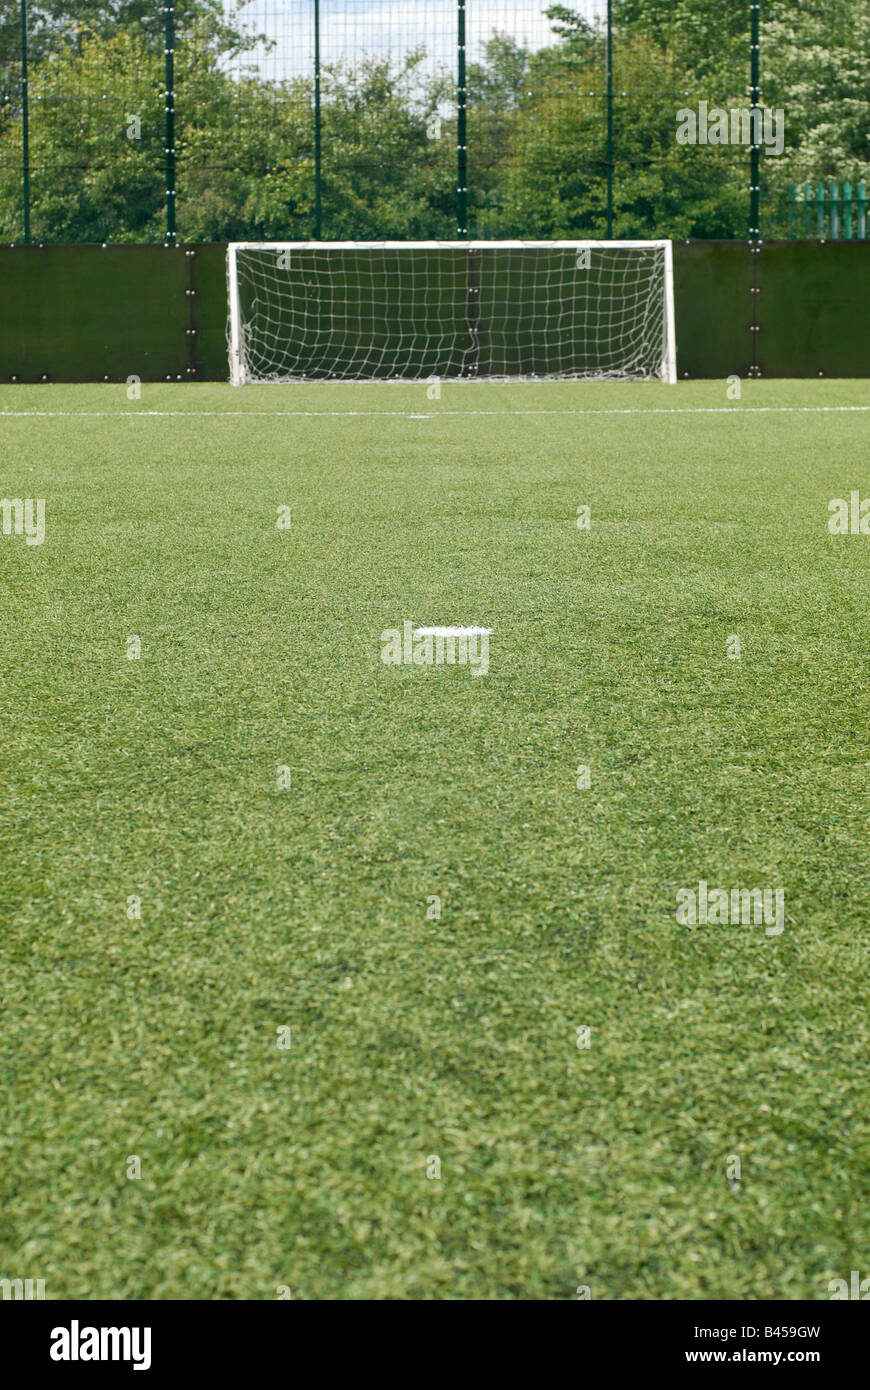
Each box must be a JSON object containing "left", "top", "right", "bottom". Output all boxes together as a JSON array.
[
  {"left": 764, "top": 2, "right": 870, "bottom": 183},
  {"left": 480, "top": 34, "right": 745, "bottom": 239},
  {"left": 614, "top": 0, "right": 748, "bottom": 85},
  {"left": 543, "top": 4, "right": 594, "bottom": 50},
  {"left": 314, "top": 55, "right": 454, "bottom": 240},
  {"left": 0, "top": 26, "right": 164, "bottom": 241},
  {"left": 613, "top": 0, "right": 870, "bottom": 232},
  {"left": 176, "top": 49, "right": 454, "bottom": 242},
  {"left": 0, "top": 1, "right": 867, "bottom": 241},
  {"left": 0, "top": 0, "right": 245, "bottom": 65}
]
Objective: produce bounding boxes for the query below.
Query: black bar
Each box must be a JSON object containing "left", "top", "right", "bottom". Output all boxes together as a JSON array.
[{"left": 4, "top": 1298, "right": 865, "bottom": 1374}]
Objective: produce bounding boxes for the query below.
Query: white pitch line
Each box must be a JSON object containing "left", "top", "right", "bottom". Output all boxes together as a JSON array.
[{"left": 0, "top": 406, "right": 868, "bottom": 419}]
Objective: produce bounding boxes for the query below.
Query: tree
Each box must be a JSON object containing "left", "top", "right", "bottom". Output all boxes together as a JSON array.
[
  {"left": 0, "top": 0, "right": 248, "bottom": 66},
  {"left": 544, "top": 4, "right": 595, "bottom": 52},
  {"left": 466, "top": 34, "right": 531, "bottom": 235},
  {"left": 0, "top": 0, "right": 259, "bottom": 239},
  {"left": 495, "top": 34, "right": 746, "bottom": 239},
  {"left": 0, "top": 25, "right": 164, "bottom": 240},
  {"left": 0, "top": 0, "right": 866, "bottom": 242},
  {"left": 0, "top": 22, "right": 458, "bottom": 242}
]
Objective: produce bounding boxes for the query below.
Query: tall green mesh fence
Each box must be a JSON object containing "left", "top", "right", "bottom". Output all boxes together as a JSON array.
[{"left": 0, "top": 2, "right": 866, "bottom": 244}]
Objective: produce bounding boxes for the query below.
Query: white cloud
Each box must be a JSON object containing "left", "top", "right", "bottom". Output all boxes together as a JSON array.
[{"left": 229, "top": 0, "right": 603, "bottom": 80}]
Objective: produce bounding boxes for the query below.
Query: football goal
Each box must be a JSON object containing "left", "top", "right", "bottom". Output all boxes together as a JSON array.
[{"left": 227, "top": 241, "right": 676, "bottom": 385}]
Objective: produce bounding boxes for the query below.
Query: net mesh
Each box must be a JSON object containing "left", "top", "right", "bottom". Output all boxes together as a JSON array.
[{"left": 229, "top": 241, "right": 671, "bottom": 382}]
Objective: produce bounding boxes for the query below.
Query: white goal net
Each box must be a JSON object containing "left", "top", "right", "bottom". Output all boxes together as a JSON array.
[{"left": 227, "top": 241, "right": 676, "bottom": 384}]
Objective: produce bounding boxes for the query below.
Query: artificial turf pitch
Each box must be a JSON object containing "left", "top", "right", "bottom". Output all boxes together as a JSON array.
[{"left": 1, "top": 378, "right": 867, "bottom": 1300}]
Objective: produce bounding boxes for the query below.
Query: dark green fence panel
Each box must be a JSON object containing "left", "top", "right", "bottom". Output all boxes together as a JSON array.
[
  {"left": 3, "top": 241, "right": 870, "bottom": 382},
  {"left": 0, "top": 244, "right": 192, "bottom": 382},
  {"left": 756, "top": 241, "right": 870, "bottom": 378},
  {"left": 672, "top": 242, "right": 754, "bottom": 379},
  {"left": 191, "top": 242, "right": 231, "bottom": 381}
]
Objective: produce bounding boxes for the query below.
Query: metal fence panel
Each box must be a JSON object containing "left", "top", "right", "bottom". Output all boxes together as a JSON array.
[{"left": 0, "top": 2, "right": 866, "bottom": 245}]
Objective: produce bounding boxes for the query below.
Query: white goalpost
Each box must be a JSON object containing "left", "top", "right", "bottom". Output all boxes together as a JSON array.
[{"left": 227, "top": 241, "right": 677, "bottom": 385}]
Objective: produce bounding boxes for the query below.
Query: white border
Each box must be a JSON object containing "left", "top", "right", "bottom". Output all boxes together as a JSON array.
[{"left": 4, "top": 408, "right": 867, "bottom": 420}]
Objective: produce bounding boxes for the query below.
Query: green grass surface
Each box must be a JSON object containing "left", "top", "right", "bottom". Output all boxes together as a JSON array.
[{"left": 1, "top": 379, "right": 868, "bottom": 1300}]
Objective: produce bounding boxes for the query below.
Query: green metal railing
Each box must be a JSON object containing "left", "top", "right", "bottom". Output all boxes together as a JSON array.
[{"left": 788, "top": 181, "right": 868, "bottom": 240}]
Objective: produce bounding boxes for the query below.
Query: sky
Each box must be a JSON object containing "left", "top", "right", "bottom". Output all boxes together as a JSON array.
[{"left": 226, "top": 0, "right": 605, "bottom": 80}]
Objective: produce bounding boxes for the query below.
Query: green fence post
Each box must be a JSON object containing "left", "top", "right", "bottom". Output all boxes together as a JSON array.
[
  {"left": 816, "top": 180, "right": 825, "bottom": 236},
  {"left": 749, "top": 0, "right": 761, "bottom": 239},
  {"left": 830, "top": 180, "right": 839, "bottom": 239},
  {"left": 164, "top": 3, "right": 176, "bottom": 244},
  {"left": 20, "top": 0, "right": 30, "bottom": 243},
  {"left": 858, "top": 181, "right": 867, "bottom": 239},
  {"left": 457, "top": 0, "right": 467, "bottom": 237},
  {"left": 843, "top": 180, "right": 853, "bottom": 239},
  {"left": 314, "top": 0, "right": 322, "bottom": 239},
  {"left": 605, "top": 0, "right": 613, "bottom": 238},
  {"left": 802, "top": 180, "right": 811, "bottom": 236}
]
